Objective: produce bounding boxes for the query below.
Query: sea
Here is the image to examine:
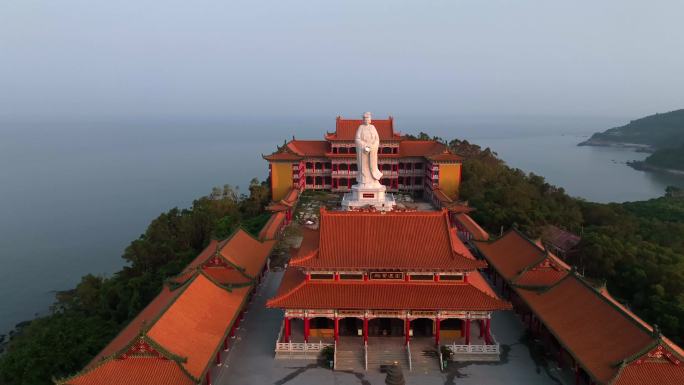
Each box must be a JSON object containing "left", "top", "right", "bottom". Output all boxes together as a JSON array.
[{"left": 1, "top": 115, "right": 683, "bottom": 336}]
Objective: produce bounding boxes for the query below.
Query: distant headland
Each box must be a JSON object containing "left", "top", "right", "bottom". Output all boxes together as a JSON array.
[{"left": 579, "top": 109, "right": 684, "bottom": 173}]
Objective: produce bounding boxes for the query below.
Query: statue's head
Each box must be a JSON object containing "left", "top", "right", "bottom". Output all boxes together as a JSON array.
[{"left": 363, "top": 112, "right": 372, "bottom": 125}]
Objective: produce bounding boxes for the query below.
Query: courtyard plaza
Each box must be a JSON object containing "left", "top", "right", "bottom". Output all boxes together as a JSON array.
[{"left": 212, "top": 270, "right": 570, "bottom": 385}]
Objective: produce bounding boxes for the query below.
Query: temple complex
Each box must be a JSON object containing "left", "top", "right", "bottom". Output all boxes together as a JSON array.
[
  {"left": 263, "top": 116, "right": 463, "bottom": 208},
  {"left": 54, "top": 113, "right": 684, "bottom": 384}
]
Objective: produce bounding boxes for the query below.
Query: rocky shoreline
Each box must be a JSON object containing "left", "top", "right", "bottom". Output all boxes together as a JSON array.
[
  {"left": 577, "top": 138, "right": 654, "bottom": 153},
  {"left": 627, "top": 160, "right": 684, "bottom": 175}
]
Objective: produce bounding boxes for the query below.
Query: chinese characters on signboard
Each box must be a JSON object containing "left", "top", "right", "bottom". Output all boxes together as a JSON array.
[{"left": 368, "top": 271, "right": 404, "bottom": 280}]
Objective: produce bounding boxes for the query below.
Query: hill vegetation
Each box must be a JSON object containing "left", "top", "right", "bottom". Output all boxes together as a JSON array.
[
  {"left": 630, "top": 145, "right": 684, "bottom": 172},
  {"left": 0, "top": 180, "right": 270, "bottom": 385},
  {"left": 580, "top": 109, "right": 684, "bottom": 149}
]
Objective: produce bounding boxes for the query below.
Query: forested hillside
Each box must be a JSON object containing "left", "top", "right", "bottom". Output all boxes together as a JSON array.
[
  {"left": 580, "top": 109, "right": 684, "bottom": 149},
  {"left": 0, "top": 180, "right": 271, "bottom": 385}
]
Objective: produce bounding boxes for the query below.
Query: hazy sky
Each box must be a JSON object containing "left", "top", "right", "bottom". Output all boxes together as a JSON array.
[{"left": 2, "top": 0, "right": 683, "bottom": 119}]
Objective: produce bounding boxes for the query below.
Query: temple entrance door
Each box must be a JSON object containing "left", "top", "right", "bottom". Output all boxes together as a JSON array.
[
  {"left": 339, "top": 317, "right": 362, "bottom": 337},
  {"left": 368, "top": 318, "right": 404, "bottom": 337},
  {"left": 412, "top": 318, "right": 434, "bottom": 337}
]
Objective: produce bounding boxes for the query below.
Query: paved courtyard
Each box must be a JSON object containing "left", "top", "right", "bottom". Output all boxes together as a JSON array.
[{"left": 213, "top": 271, "right": 567, "bottom": 385}]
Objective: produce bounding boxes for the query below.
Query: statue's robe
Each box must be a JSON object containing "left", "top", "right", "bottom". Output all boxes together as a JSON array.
[{"left": 355, "top": 124, "right": 383, "bottom": 186}]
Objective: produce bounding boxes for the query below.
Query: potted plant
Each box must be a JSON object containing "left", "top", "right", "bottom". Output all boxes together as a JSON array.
[
  {"left": 440, "top": 345, "right": 453, "bottom": 368},
  {"left": 321, "top": 345, "right": 335, "bottom": 369}
]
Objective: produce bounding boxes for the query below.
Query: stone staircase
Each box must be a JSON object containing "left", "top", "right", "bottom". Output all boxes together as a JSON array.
[
  {"left": 409, "top": 338, "right": 441, "bottom": 373},
  {"left": 334, "top": 338, "right": 364, "bottom": 371},
  {"left": 366, "top": 337, "right": 409, "bottom": 373}
]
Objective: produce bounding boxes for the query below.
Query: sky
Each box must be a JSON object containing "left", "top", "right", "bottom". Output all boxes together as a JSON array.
[{"left": 1, "top": 0, "right": 683, "bottom": 120}]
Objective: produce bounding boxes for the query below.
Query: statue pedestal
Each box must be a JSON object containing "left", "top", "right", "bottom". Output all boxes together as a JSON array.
[{"left": 341, "top": 184, "right": 396, "bottom": 211}]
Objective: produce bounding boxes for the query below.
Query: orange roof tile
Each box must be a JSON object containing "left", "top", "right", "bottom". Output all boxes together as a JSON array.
[
  {"left": 147, "top": 275, "right": 249, "bottom": 379},
  {"left": 263, "top": 151, "right": 302, "bottom": 161},
  {"left": 613, "top": 354, "right": 684, "bottom": 385},
  {"left": 290, "top": 209, "right": 485, "bottom": 271},
  {"left": 454, "top": 213, "right": 489, "bottom": 241},
  {"left": 474, "top": 229, "right": 547, "bottom": 280},
  {"left": 218, "top": 229, "right": 276, "bottom": 278},
  {"left": 287, "top": 140, "right": 329, "bottom": 156},
  {"left": 258, "top": 212, "right": 287, "bottom": 240},
  {"left": 87, "top": 286, "right": 181, "bottom": 366},
  {"left": 326, "top": 117, "right": 399, "bottom": 141},
  {"left": 267, "top": 268, "right": 511, "bottom": 311},
  {"left": 398, "top": 140, "right": 463, "bottom": 161},
  {"left": 432, "top": 188, "right": 454, "bottom": 205},
  {"left": 62, "top": 356, "right": 194, "bottom": 385},
  {"left": 398, "top": 140, "right": 445, "bottom": 157},
  {"left": 517, "top": 274, "right": 655, "bottom": 384},
  {"left": 267, "top": 188, "right": 299, "bottom": 212}
]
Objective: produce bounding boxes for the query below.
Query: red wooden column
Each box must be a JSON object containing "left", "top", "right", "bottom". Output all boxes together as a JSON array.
[
  {"left": 404, "top": 318, "right": 411, "bottom": 345},
  {"left": 284, "top": 317, "right": 291, "bottom": 342},
  {"left": 485, "top": 318, "right": 492, "bottom": 344},
  {"left": 334, "top": 317, "right": 339, "bottom": 342},
  {"left": 464, "top": 319, "right": 471, "bottom": 345},
  {"left": 304, "top": 317, "right": 310, "bottom": 342},
  {"left": 575, "top": 364, "right": 581, "bottom": 385},
  {"left": 205, "top": 371, "right": 211, "bottom": 385},
  {"left": 215, "top": 350, "right": 221, "bottom": 365},
  {"left": 363, "top": 317, "right": 369, "bottom": 343},
  {"left": 435, "top": 317, "right": 441, "bottom": 346}
]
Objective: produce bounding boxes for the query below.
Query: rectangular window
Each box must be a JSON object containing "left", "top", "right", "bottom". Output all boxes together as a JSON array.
[
  {"left": 409, "top": 274, "right": 434, "bottom": 281},
  {"left": 440, "top": 274, "right": 464, "bottom": 281},
  {"left": 340, "top": 273, "right": 364, "bottom": 280},
  {"left": 310, "top": 273, "right": 334, "bottom": 280}
]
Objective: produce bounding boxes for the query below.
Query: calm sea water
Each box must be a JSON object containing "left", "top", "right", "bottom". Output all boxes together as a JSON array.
[{"left": 1, "top": 115, "right": 683, "bottom": 335}]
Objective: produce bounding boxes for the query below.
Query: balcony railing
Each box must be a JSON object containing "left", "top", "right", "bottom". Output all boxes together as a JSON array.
[{"left": 331, "top": 170, "right": 357, "bottom": 176}]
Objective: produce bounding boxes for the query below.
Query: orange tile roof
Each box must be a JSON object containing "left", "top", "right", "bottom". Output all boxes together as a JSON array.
[
  {"left": 147, "top": 275, "right": 249, "bottom": 379},
  {"left": 218, "top": 229, "right": 276, "bottom": 278},
  {"left": 267, "top": 268, "right": 511, "bottom": 311},
  {"left": 61, "top": 356, "right": 195, "bottom": 385},
  {"left": 474, "top": 229, "right": 548, "bottom": 280},
  {"left": 258, "top": 212, "right": 287, "bottom": 240},
  {"left": 326, "top": 117, "right": 399, "bottom": 141},
  {"left": 432, "top": 188, "right": 454, "bottom": 204},
  {"left": 398, "top": 140, "right": 445, "bottom": 157},
  {"left": 612, "top": 357, "right": 684, "bottom": 385},
  {"left": 289, "top": 209, "right": 485, "bottom": 271},
  {"left": 517, "top": 274, "right": 657, "bottom": 384},
  {"left": 454, "top": 213, "right": 489, "bottom": 241},
  {"left": 267, "top": 188, "right": 299, "bottom": 212},
  {"left": 287, "top": 140, "right": 329, "bottom": 156},
  {"left": 170, "top": 229, "right": 274, "bottom": 286},
  {"left": 398, "top": 141, "right": 463, "bottom": 161},
  {"left": 262, "top": 151, "right": 302, "bottom": 161},
  {"left": 87, "top": 286, "right": 181, "bottom": 366},
  {"left": 292, "top": 227, "right": 319, "bottom": 260}
]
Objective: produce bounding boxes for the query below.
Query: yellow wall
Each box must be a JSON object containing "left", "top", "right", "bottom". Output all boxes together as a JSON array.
[
  {"left": 271, "top": 162, "right": 293, "bottom": 201},
  {"left": 439, "top": 163, "right": 462, "bottom": 199}
]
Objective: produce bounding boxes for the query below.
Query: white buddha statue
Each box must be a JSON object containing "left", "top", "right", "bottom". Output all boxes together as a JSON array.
[{"left": 355, "top": 112, "right": 383, "bottom": 187}]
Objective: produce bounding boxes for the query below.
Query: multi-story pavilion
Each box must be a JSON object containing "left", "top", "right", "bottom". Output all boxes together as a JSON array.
[
  {"left": 267, "top": 208, "right": 511, "bottom": 366},
  {"left": 263, "top": 116, "right": 463, "bottom": 207}
]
